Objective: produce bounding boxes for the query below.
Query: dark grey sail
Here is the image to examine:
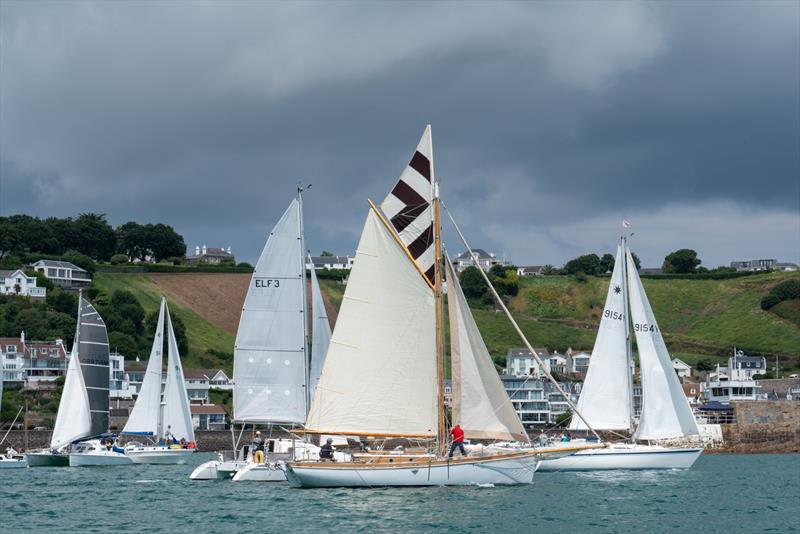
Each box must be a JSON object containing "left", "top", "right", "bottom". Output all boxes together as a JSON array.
[{"left": 78, "top": 298, "right": 110, "bottom": 437}]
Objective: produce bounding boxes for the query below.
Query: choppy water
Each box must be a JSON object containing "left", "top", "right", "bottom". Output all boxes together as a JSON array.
[{"left": 2, "top": 454, "right": 798, "bottom": 533}]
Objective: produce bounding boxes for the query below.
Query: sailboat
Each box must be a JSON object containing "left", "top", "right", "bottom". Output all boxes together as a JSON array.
[
  {"left": 25, "top": 294, "right": 119, "bottom": 466},
  {"left": 0, "top": 355, "right": 28, "bottom": 468},
  {"left": 538, "top": 238, "right": 703, "bottom": 471},
  {"left": 284, "top": 126, "right": 584, "bottom": 488},
  {"left": 191, "top": 188, "right": 331, "bottom": 482},
  {"left": 122, "top": 297, "right": 196, "bottom": 464}
]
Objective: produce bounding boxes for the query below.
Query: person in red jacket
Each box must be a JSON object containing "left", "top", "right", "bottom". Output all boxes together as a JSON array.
[{"left": 448, "top": 424, "right": 467, "bottom": 458}]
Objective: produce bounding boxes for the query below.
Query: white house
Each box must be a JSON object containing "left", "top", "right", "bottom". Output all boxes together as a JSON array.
[
  {"left": 728, "top": 350, "right": 767, "bottom": 380},
  {"left": 306, "top": 255, "right": 355, "bottom": 270},
  {"left": 567, "top": 349, "right": 591, "bottom": 374},
  {"left": 0, "top": 269, "right": 46, "bottom": 298},
  {"left": 672, "top": 358, "right": 692, "bottom": 378},
  {"left": 191, "top": 404, "right": 227, "bottom": 430},
  {"left": 186, "top": 245, "right": 235, "bottom": 265},
  {"left": 0, "top": 337, "right": 26, "bottom": 384},
  {"left": 452, "top": 249, "right": 510, "bottom": 273},
  {"left": 30, "top": 259, "right": 91, "bottom": 288},
  {"left": 506, "top": 348, "right": 550, "bottom": 377}
]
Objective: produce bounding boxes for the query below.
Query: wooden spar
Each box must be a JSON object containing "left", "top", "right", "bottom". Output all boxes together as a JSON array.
[
  {"left": 443, "top": 202, "right": 602, "bottom": 441},
  {"left": 430, "top": 129, "right": 447, "bottom": 457},
  {"left": 367, "top": 199, "right": 435, "bottom": 291},
  {"left": 295, "top": 429, "right": 436, "bottom": 439}
]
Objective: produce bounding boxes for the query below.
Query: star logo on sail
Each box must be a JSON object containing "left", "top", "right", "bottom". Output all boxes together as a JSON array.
[{"left": 613, "top": 285, "right": 622, "bottom": 294}]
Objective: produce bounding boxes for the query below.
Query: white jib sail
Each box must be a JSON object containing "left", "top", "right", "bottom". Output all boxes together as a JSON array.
[
  {"left": 305, "top": 209, "right": 438, "bottom": 437},
  {"left": 446, "top": 256, "right": 527, "bottom": 442},
  {"left": 122, "top": 298, "right": 166, "bottom": 437},
  {"left": 570, "top": 244, "right": 633, "bottom": 431},
  {"left": 162, "top": 304, "right": 195, "bottom": 442},
  {"left": 233, "top": 198, "right": 307, "bottom": 424},
  {"left": 51, "top": 337, "right": 92, "bottom": 449},
  {"left": 308, "top": 264, "right": 331, "bottom": 404},
  {"left": 627, "top": 246, "right": 699, "bottom": 440}
]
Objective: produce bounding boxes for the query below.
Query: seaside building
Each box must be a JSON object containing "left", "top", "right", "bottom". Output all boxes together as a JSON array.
[
  {"left": 451, "top": 249, "right": 510, "bottom": 273},
  {"left": 0, "top": 269, "right": 46, "bottom": 299},
  {"left": 672, "top": 358, "right": 692, "bottom": 378},
  {"left": 730, "top": 258, "right": 799, "bottom": 272},
  {"left": 30, "top": 259, "right": 91, "bottom": 288},
  {"left": 185, "top": 245, "right": 235, "bottom": 265},
  {"left": 306, "top": 255, "right": 355, "bottom": 270},
  {"left": 190, "top": 404, "right": 227, "bottom": 430}
]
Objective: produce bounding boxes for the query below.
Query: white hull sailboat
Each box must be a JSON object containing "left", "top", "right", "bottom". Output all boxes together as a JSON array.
[
  {"left": 287, "top": 126, "right": 595, "bottom": 488},
  {"left": 69, "top": 439, "right": 133, "bottom": 466},
  {"left": 122, "top": 298, "right": 196, "bottom": 465},
  {"left": 539, "top": 238, "right": 703, "bottom": 472},
  {"left": 0, "top": 360, "right": 27, "bottom": 468}
]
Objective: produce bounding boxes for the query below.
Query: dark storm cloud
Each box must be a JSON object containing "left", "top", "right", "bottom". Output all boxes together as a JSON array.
[{"left": 1, "top": 1, "right": 797, "bottom": 266}]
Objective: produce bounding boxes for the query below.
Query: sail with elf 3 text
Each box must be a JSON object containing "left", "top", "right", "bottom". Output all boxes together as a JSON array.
[
  {"left": 538, "top": 236, "right": 703, "bottom": 472},
  {"left": 284, "top": 126, "right": 600, "bottom": 488}
]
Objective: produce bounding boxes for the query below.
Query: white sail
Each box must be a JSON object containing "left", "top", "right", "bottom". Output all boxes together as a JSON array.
[
  {"left": 233, "top": 198, "right": 307, "bottom": 424},
  {"left": 305, "top": 209, "right": 438, "bottom": 437},
  {"left": 627, "top": 247, "right": 699, "bottom": 440},
  {"left": 446, "top": 256, "right": 527, "bottom": 442},
  {"left": 308, "top": 263, "right": 331, "bottom": 403},
  {"left": 51, "top": 300, "right": 92, "bottom": 449},
  {"left": 162, "top": 305, "right": 195, "bottom": 442},
  {"left": 570, "top": 244, "right": 632, "bottom": 431},
  {"left": 122, "top": 298, "right": 166, "bottom": 437}
]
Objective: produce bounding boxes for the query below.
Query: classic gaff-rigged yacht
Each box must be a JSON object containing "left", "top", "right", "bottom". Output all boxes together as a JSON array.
[
  {"left": 538, "top": 238, "right": 703, "bottom": 472},
  {"left": 191, "top": 188, "right": 330, "bottom": 482},
  {"left": 122, "top": 298, "right": 196, "bottom": 464},
  {"left": 285, "top": 126, "right": 586, "bottom": 488},
  {"left": 0, "top": 366, "right": 27, "bottom": 468}
]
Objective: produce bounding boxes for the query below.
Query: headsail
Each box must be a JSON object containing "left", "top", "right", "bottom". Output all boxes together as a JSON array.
[
  {"left": 122, "top": 298, "right": 166, "bottom": 436},
  {"left": 627, "top": 246, "right": 699, "bottom": 440},
  {"left": 308, "top": 263, "right": 331, "bottom": 403},
  {"left": 233, "top": 198, "right": 307, "bottom": 424},
  {"left": 305, "top": 208, "right": 438, "bottom": 437},
  {"left": 570, "top": 243, "right": 633, "bottom": 431},
  {"left": 380, "top": 125, "right": 436, "bottom": 286},
  {"left": 162, "top": 304, "right": 195, "bottom": 442},
  {"left": 446, "top": 255, "right": 528, "bottom": 442},
  {"left": 77, "top": 297, "right": 110, "bottom": 437}
]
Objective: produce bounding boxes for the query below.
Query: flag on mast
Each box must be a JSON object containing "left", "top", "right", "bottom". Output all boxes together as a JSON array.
[{"left": 622, "top": 219, "right": 632, "bottom": 228}]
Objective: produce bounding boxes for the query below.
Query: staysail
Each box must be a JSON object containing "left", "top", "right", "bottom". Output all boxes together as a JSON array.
[
  {"left": 570, "top": 243, "right": 633, "bottom": 431},
  {"left": 162, "top": 304, "right": 195, "bottom": 442},
  {"left": 627, "top": 247, "right": 699, "bottom": 440},
  {"left": 446, "top": 255, "right": 527, "bottom": 442},
  {"left": 77, "top": 297, "right": 110, "bottom": 437},
  {"left": 122, "top": 298, "right": 166, "bottom": 437},
  {"left": 233, "top": 198, "right": 308, "bottom": 424},
  {"left": 305, "top": 208, "right": 438, "bottom": 437},
  {"left": 308, "top": 263, "right": 331, "bottom": 403}
]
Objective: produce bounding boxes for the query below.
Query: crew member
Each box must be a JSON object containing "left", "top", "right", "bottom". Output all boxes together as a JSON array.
[
  {"left": 449, "top": 424, "right": 467, "bottom": 458},
  {"left": 253, "top": 431, "right": 265, "bottom": 464},
  {"left": 319, "top": 438, "right": 335, "bottom": 461}
]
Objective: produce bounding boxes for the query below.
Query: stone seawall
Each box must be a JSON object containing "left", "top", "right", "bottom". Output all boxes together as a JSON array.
[{"left": 708, "top": 400, "right": 800, "bottom": 454}]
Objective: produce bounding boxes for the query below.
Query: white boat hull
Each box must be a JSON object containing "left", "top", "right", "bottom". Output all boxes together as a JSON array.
[
  {"left": 69, "top": 452, "right": 134, "bottom": 466},
  {"left": 189, "top": 459, "right": 248, "bottom": 480},
  {"left": 537, "top": 445, "right": 703, "bottom": 472},
  {"left": 24, "top": 451, "right": 70, "bottom": 467},
  {"left": 126, "top": 447, "right": 195, "bottom": 465},
  {"left": 285, "top": 452, "right": 540, "bottom": 488},
  {"left": 231, "top": 463, "right": 287, "bottom": 482},
  {"left": 0, "top": 458, "right": 28, "bottom": 469}
]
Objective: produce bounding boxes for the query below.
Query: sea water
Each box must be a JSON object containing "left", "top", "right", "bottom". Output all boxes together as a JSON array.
[{"left": 1, "top": 454, "right": 798, "bottom": 533}]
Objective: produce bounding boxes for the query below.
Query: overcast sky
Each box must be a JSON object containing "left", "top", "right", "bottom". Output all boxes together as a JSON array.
[{"left": 1, "top": 1, "right": 798, "bottom": 267}]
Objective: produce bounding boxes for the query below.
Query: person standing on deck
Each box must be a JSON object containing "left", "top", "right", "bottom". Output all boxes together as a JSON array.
[
  {"left": 448, "top": 424, "right": 467, "bottom": 457},
  {"left": 252, "top": 431, "right": 265, "bottom": 464}
]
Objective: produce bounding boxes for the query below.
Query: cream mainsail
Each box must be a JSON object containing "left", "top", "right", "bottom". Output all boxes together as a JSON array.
[
  {"left": 305, "top": 209, "right": 438, "bottom": 437},
  {"left": 627, "top": 247, "right": 699, "bottom": 440},
  {"left": 446, "top": 255, "right": 527, "bottom": 441},
  {"left": 570, "top": 243, "right": 633, "bottom": 431}
]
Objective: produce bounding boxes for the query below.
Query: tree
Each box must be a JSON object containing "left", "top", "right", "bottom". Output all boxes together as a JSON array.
[
  {"left": 459, "top": 266, "right": 488, "bottom": 301},
  {"left": 320, "top": 251, "right": 334, "bottom": 257},
  {"left": 73, "top": 213, "right": 116, "bottom": 260},
  {"left": 631, "top": 252, "right": 641, "bottom": 270},
  {"left": 111, "top": 290, "right": 145, "bottom": 336},
  {"left": 489, "top": 266, "right": 519, "bottom": 298},
  {"left": 47, "top": 290, "right": 78, "bottom": 316},
  {"left": 146, "top": 223, "right": 186, "bottom": 262},
  {"left": 108, "top": 331, "right": 140, "bottom": 358},
  {"left": 541, "top": 264, "right": 556, "bottom": 275},
  {"left": 564, "top": 254, "right": 602, "bottom": 276},
  {"left": 695, "top": 359, "right": 716, "bottom": 371},
  {"left": 144, "top": 308, "right": 189, "bottom": 356},
  {"left": 599, "top": 253, "right": 615, "bottom": 274},
  {"left": 61, "top": 250, "right": 96, "bottom": 274},
  {"left": 662, "top": 249, "right": 701, "bottom": 274},
  {"left": 110, "top": 254, "right": 129, "bottom": 265}
]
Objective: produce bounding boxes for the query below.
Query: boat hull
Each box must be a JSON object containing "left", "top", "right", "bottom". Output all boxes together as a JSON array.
[
  {"left": 189, "top": 459, "right": 247, "bottom": 480},
  {"left": 231, "top": 463, "right": 288, "bottom": 482},
  {"left": 69, "top": 452, "right": 134, "bottom": 466},
  {"left": 0, "top": 458, "right": 28, "bottom": 469},
  {"left": 126, "top": 447, "right": 195, "bottom": 465},
  {"left": 25, "top": 451, "right": 70, "bottom": 467},
  {"left": 285, "top": 452, "right": 540, "bottom": 488},
  {"left": 537, "top": 445, "right": 703, "bottom": 472}
]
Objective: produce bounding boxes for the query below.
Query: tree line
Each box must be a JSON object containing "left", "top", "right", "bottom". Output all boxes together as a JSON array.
[{"left": 0, "top": 213, "right": 185, "bottom": 266}]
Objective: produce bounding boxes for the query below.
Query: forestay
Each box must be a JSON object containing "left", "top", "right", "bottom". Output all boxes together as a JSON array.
[
  {"left": 305, "top": 209, "right": 438, "bottom": 437},
  {"left": 627, "top": 247, "right": 699, "bottom": 440},
  {"left": 122, "top": 298, "right": 166, "bottom": 436},
  {"left": 77, "top": 297, "right": 110, "bottom": 437},
  {"left": 570, "top": 244, "right": 633, "bottom": 431},
  {"left": 233, "top": 199, "right": 307, "bottom": 424},
  {"left": 162, "top": 305, "right": 195, "bottom": 442},
  {"left": 446, "top": 256, "right": 527, "bottom": 442},
  {"left": 308, "top": 264, "right": 331, "bottom": 403}
]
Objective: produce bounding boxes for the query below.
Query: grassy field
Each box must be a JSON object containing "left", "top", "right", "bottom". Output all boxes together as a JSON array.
[{"left": 93, "top": 272, "right": 235, "bottom": 370}]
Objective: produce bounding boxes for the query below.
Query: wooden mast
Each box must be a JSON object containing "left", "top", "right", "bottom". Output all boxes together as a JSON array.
[{"left": 430, "top": 128, "right": 447, "bottom": 457}]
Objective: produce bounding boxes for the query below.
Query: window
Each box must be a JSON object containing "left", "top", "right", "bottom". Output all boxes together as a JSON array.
[{"left": 6, "top": 345, "right": 16, "bottom": 353}]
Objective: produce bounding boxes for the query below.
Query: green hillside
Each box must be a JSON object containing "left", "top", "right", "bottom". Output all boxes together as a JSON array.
[{"left": 92, "top": 272, "right": 235, "bottom": 370}]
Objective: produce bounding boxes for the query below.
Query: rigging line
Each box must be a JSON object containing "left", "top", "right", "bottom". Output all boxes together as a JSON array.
[
  {"left": 0, "top": 406, "right": 24, "bottom": 446},
  {"left": 442, "top": 201, "right": 601, "bottom": 441}
]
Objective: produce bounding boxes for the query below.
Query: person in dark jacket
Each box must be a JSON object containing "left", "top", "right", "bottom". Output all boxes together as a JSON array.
[{"left": 319, "top": 438, "right": 335, "bottom": 461}]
